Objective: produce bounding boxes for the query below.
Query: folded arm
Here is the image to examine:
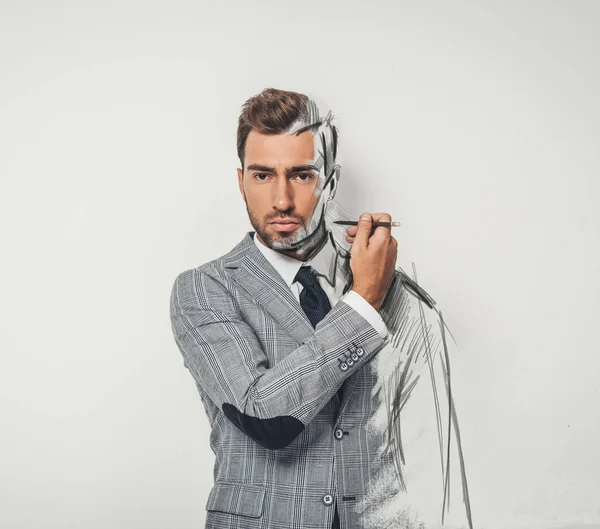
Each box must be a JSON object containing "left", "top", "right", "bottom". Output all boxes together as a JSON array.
[{"left": 170, "top": 268, "right": 387, "bottom": 450}]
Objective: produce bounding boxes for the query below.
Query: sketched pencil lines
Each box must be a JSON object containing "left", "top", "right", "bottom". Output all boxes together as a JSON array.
[
  {"left": 266, "top": 93, "right": 473, "bottom": 527},
  {"left": 323, "top": 199, "right": 473, "bottom": 528}
]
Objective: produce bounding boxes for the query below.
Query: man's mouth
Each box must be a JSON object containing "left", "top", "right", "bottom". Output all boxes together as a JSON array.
[{"left": 269, "top": 219, "right": 301, "bottom": 232}]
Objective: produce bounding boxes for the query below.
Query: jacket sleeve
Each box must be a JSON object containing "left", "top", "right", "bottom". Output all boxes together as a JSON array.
[
  {"left": 169, "top": 268, "right": 387, "bottom": 450},
  {"left": 378, "top": 268, "right": 437, "bottom": 335}
]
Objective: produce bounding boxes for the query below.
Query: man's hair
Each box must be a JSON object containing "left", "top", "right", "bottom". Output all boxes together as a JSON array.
[{"left": 237, "top": 88, "right": 338, "bottom": 186}]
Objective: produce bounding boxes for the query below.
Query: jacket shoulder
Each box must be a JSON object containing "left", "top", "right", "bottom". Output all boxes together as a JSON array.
[
  {"left": 170, "top": 233, "right": 252, "bottom": 305},
  {"left": 171, "top": 258, "right": 233, "bottom": 304}
]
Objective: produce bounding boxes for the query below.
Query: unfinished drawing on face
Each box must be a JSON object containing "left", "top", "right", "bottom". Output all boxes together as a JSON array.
[{"left": 269, "top": 100, "right": 474, "bottom": 529}]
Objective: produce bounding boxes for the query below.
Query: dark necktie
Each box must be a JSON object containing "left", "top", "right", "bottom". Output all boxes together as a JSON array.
[
  {"left": 294, "top": 266, "right": 332, "bottom": 328},
  {"left": 296, "top": 266, "right": 341, "bottom": 529}
]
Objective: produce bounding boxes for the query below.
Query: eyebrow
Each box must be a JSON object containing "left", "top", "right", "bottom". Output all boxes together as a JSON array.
[
  {"left": 246, "top": 164, "right": 320, "bottom": 174},
  {"left": 294, "top": 122, "right": 323, "bottom": 136}
]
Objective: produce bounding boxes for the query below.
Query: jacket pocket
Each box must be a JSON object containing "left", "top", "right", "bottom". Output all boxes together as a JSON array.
[{"left": 205, "top": 481, "right": 266, "bottom": 518}]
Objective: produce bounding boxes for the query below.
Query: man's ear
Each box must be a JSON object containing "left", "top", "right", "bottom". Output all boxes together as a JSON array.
[
  {"left": 237, "top": 168, "right": 244, "bottom": 197},
  {"left": 325, "top": 164, "right": 341, "bottom": 202}
]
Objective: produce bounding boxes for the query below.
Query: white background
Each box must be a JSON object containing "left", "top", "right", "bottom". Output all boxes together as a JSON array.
[{"left": 1, "top": 1, "right": 599, "bottom": 528}]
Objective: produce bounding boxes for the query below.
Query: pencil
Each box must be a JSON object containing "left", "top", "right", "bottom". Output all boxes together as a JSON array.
[{"left": 333, "top": 220, "right": 401, "bottom": 228}]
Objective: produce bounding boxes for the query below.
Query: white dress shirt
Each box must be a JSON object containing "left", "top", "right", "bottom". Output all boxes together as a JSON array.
[{"left": 253, "top": 233, "right": 389, "bottom": 339}]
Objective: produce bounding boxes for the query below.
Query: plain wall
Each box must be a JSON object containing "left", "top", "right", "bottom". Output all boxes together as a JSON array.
[{"left": 1, "top": 1, "right": 599, "bottom": 528}]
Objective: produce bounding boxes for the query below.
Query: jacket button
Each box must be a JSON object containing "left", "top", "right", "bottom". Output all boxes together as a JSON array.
[
  {"left": 355, "top": 346, "right": 364, "bottom": 357},
  {"left": 350, "top": 353, "right": 359, "bottom": 361},
  {"left": 346, "top": 358, "right": 354, "bottom": 367},
  {"left": 323, "top": 494, "right": 334, "bottom": 505},
  {"left": 334, "top": 428, "right": 344, "bottom": 440},
  {"left": 340, "top": 362, "right": 348, "bottom": 371}
]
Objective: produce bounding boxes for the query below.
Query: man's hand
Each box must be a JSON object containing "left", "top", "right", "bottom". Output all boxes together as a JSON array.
[
  {"left": 345, "top": 212, "right": 393, "bottom": 244},
  {"left": 349, "top": 212, "right": 398, "bottom": 312}
]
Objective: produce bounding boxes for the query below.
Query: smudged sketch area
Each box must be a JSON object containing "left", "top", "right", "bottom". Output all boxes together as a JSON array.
[
  {"left": 323, "top": 192, "right": 600, "bottom": 529},
  {"left": 323, "top": 199, "right": 472, "bottom": 529},
  {"left": 291, "top": 99, "right": 597, "bottom": 529},
  {"left": 265, "top": 95, "right": 475, "bottom": 527}
]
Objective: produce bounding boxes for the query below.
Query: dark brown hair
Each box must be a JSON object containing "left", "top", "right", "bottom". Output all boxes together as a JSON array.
[{"left": 237, "top": 88, "right": 310, "bottom": 170}]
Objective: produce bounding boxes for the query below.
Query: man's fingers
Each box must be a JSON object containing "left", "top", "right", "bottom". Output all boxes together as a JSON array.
[
  {"left": 346, "top": 225, "right": 357, "bottom": 244},
  {"left": 369, "top": 212, "right": 393, "bottom": 243},
  {"left": 370, "top": 212, "right": 392, "bottom": 223},
  {"left": 348, "top": 213, "right": 395, "bottom": 246},
  {"left": 353, "top": 213, "right": 373, "bottom": 249}
]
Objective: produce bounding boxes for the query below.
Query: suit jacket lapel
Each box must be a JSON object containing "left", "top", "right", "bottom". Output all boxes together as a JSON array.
[{"left": 224, "top": 232, "right": 316, "bottom": 345}]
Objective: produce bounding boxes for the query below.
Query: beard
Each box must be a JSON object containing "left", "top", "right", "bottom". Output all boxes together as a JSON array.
[{"left": 243, "top": 195, "right": 329, "bottom": 261}]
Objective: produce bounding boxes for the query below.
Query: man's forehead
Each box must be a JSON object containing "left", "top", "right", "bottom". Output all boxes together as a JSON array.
[{"left": 245, "top": 130, "right": 324, "bottom": 170}]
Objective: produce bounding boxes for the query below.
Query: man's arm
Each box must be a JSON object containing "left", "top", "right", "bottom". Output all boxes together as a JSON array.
[{"left": 170, "top": 268, "right": 387, "bottom": 450}]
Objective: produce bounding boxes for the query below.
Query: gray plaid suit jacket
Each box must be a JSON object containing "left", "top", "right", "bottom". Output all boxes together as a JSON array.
[{"left": 170, "top": 231, "right": 403, "bottom": 529}]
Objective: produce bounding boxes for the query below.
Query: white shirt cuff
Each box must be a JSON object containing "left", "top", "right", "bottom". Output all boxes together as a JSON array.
[{"left": 341, "top": 290, "right": 389, "bottom": 340}]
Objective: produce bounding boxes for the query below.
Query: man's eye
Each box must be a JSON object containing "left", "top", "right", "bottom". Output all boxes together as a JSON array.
[
  {"left": 253, "top": 173, "right": 270, "bottom": 181},
  {"left": 296, "top": 173, "right": 315, "bottom": 181}
]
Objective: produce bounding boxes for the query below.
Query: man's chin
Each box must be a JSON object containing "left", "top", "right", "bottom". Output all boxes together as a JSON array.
[
  {"left": 254, "top": 224, "right": 302, "bottom": 248},
  {"left": 269, "top": 230, "right": 306, "bottom": 250},
  {"left": 269, "top": 222, "right": 326, "bottom": 254}
]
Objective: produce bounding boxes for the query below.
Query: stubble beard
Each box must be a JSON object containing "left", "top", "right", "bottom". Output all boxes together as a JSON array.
[{"left": 243, "top": 194, "right": 328, "bottom": 261}]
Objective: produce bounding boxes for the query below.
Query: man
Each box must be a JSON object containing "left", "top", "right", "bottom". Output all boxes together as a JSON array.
[{"left": 170, "top": 88, "right": 471, "bottom": 529}]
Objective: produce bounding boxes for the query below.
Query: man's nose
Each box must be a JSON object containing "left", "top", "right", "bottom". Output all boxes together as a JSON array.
[{"left": 273, "top": 179, "right": 294, "bottom": 211}]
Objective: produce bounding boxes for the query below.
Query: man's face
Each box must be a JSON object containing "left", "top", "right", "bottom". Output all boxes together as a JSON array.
[{"left": 237, "top": 129, "right": 330, "bottom": 252}]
